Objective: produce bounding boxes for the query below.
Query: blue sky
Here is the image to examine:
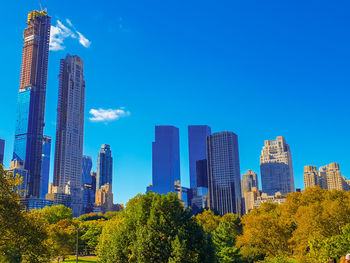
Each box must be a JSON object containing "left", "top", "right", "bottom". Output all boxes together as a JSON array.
[{"left": 1, "top": 0, "right": 350, "bottom": 204}]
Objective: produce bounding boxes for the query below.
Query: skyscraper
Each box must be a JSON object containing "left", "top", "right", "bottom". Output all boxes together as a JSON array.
[
  {"left": 12, "top": 10, "right": 51, "bottom": 198},
  {"left": 5, "top": 159, "right": 29, "bottom": 198},
  {"left": 303, "top": 165, "right": 319, "bottom": 189},
  {"left": 40, "top": 136, "right": 51, "bottom": 199},
  {"left": 0, "top": 139, "right": 5, "bottom": 165},
  {"left": 207, "top": 131, "right": 241, "bottom": 215},
  {"left": 96, "top": 145, "right": 113, "bottom": 191},
  {"left": 151, "top": 126, "right": 180, "bottom": 195},
  {"left": 320, "top": 163, "right": 344, "bottom": 191},
  {"left": 241, "top": 169, "right": 259, "bottom": 195},
  {"left": 82, "top": 155, "right": 93, "bottom": 213},
  {"left": 188, "top": 125, "right": 211, "bottom": 189},
  {"left": 53, "top": 55, "right": 85, "bottom": 217},
  {"left": 260, "top": 136, "right": 294, "bottom": 195}
]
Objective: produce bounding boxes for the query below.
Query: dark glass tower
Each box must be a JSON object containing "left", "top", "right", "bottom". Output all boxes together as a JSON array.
[
  {"left": 13, "top": 10, "right": 51, "bottom": 198},
  {"left": 96, "top": 145, "right": 113, "bottom": 190},
  {"left": 207, "top": 131, "right": 242, "bottom": 215},
  {"left": 40, "top": 135, "right": 51, "bottom": 199},
  {"left": 151, "top": 125, "right": 180, "bottom": 195},
  {"left": 0, "top": 139, "right": 5, "bottom": 165},
  {"left": 188, "top": 125, "right": 211, "bottom": 189},
  {"left": 82, "top": 155, "right": 93, "bottom": 213}
]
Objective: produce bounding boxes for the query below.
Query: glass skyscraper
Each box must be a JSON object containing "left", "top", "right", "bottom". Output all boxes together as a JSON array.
[
  {"left": 96, "top": 145, "right": 113, "bottom": 190},
  {"left": 53, "top": 55, "right": 85, "bottom": 217},
  {"left": 188, "top": 125, "right": 211, "bottom": 189},
  {"left": 151, "top": 125, "right": 180, "bottom": 195},
  {"left": 0, "top": 139, "right": 5, "bottom": 165},
  {"left": 207, "top": 131, "right": 242, "bottom": 215},
  {"left": 40, "top": 136, "right": 51, "bottom": 199},
  {"left": 12, "top": 10, "right": 51, "bottom": 198},
  {"left": 82, "top": 155, "right": 93, "bottom": 213}
]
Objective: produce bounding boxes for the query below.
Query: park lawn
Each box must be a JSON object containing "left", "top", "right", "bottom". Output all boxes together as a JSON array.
[{"left": 55, "top": 255, "right": 98, "bottom": 262}]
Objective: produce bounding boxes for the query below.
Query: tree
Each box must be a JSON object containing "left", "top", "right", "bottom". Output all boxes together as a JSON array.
[
  {"left": 0, "top": 165, "right": 51, "bottom": 263},
  {"left": 37, "top": 205, "right": 73, "bottom": 224},
  {"left": 212, "top": 214, "right": 242, "bottom": 263},
  {"left": 97, "top": 192, "right": 215, "bottom": 263},
  {"left": 196, "top": 209, "right": 221, "bottom": 233}
]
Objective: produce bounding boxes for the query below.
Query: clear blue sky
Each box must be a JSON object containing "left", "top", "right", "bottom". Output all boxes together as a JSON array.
[{"left": 1, "top": 0, "right": 349, "bottom": 204}]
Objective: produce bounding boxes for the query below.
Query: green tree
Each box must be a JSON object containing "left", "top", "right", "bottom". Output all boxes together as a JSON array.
[
  {"left": 97, "top": 192, "right": 215, "bottom": 263},
  {"left": 213, "top": 214, "right": 242, "bottom": 263},
  {"left": 37, "top": 204, "right": 73, "bottom": 224}
]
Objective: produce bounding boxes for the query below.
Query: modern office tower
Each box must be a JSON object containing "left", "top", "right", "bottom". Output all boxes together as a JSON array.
[
  {"left": 96, "top": 145, "right": 113, "bottom": 190},
  {"left": 260, "top": 136, "right": 295, "bottom": 196},
  {"left": 196, "top": 159, "right": 208, "bottom": 188},
  {"left": 91, "top": 172, "right": 97, "bottom": 202},
  {"left": 190, "top": 159, "right": 209, "bottom": 214},
  {"left": 321, "top": 163, "right": 343, "bottom": 191},
  {"left": 5, "top": 159, "right": 29, "bottom": 198},
  {"left": 241, "top": 169, "right": 259, "bottom": 195},
  {"left": 303, "top": 165, "right": 319, "bottom": 189},
  {"left": 0, "top": 138, "right": 5, "bottom": 165},
  {"left": 188, "top": 125, "right": 211, "bottom": 189},
  {"left": 207, "top": 131, "right": 242, "bottom": 215},
  {"left": 151, "top": 126, "right": 180, "bottom": 195},
  {"left": 12, "top": 10, "right": 51, "bottom": 198},
  {"left": 82, "top": 156, "right": 93, "bottom": 213},
  {"left": 40, "top": 136, "right": 51, "bottom": 199},
  {"left": 53, "top": 55, "right": 85, "bottom": 217}
]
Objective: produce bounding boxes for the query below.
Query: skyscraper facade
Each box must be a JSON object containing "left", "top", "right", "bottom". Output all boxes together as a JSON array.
[
  {"left": 40, "top": 135, "right": 51, "bottom": 199},
  {"left": 320, "top": 163, "right": 344, "bottom": 191},
  {"left": 5, "top": 159, "right": 29, "bottom": 198},
  {"left": 207, "top": 131, "right": 241, "bottom": 215},
  {"left": 151, "top": 126, "right": 180, "bottom": 195},
  {"left": 241, "top": 169, "right": 259, "bottom": 194},
  {"left": 188, "top": 125, "right": 211, "bottom": 189},
  {"left": 260, "top": 136, "right": 294, "bottom": 195},
  {"left": 82, "top": 155, "right": 93, "bottom": 213},
  {"left": 0, "top": 139, "right": 5, "bottom": 165},
  {"left": 303, "top": 165, "right": 319, "bottom": 189},
  {"left": 13, "top": 10, "right": 51, "bottom": 198},
  {"left": 96, "top": 145, "right": 113, "bottom": 190},
  {"left": 53, "top": 55, "right": 85, "bottom": 217}
]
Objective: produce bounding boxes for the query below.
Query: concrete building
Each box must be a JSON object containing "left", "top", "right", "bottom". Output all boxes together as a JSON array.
[
  {"left": 53, "top": 55, "right": 85, "bottom": 217},
  {"left": 303, "top": 165, "right": 319, "bottom": 189},
  {"left": 95, "top": 183, "right": 114, "bottom": 213},
  {"left": 96, "top": 145, "right": 113, "bottom": 190},
  {"left": 12, "top": 10, "right": 51, "bottom": 198},
  {"left": 253, "top": 192, "right": 286, "bottom": 209},
  {"left": 243, "top": 187, "right": 261, "bottom": 214},
  {"left": 260, "top": 136, "right": 294, "bottom": 195},
  {"left": 207, "top": 131, "right": 241, "bottom": 215},
  {"left": 241, "top": 169, "right": 259, "bottom": 195},
  {"left": 150, "top": 126, "right": 180, "bottom": 195}
]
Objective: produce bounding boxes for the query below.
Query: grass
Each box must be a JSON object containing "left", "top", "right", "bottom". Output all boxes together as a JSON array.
[{"left": 53, "top": 255, "right": 98, "bottom": 262}]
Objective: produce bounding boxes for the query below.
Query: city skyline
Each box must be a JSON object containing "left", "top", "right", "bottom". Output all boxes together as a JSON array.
[{"left": 1, "top": 1, "right": 350, "bottom": 205}]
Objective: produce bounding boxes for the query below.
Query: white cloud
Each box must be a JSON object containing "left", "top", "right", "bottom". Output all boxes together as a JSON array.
[
  {"left": 77, "top": 31, "right": 91, "bottom": 48},
  {"left": 89, "top": 108, "right": 131, "bottom": 122},
  {"left": 49, "top": 19, "right": 91, "bottom": 51}
]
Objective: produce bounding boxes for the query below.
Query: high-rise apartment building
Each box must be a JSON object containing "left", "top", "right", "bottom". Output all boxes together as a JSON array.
[
  {"left": 241, "top": 169, "right": 259, "bottom": 195},
  {"left": 188, "top": 125, "right": 211, "bottom": 189},
  {"left": 320, "top": 163, "right": 343, "bottom": 191},
  {"left": 53, "top": 55, "right": 85, "bottom": 217},
  {"left": 151, "top": 126, "right": 180, "bottom": 195},
  {"left": 96, "top": 145, "right": 113, "bottom": 190},
  {"left": 40, "top": 136, "right": 51, "bottom": 199},
  {"left": 260, "top": 136, "right": 294, "bottom": 195},
  {"left": 0, "top": 139, "right": 5, "bottom": 165},
  {"left": 303, "top": 165, "right": 319, "bottom": 189},
  {"left": 12, "top": 10, "right": 51, "bottom": 198},
  {"left": 207, "top": 131, "right": 241, "bottom": 215},
  {"left": 95, "top": 183, "right": 114, "bottom": 213},
  {"left": 303, "top": 163, "right": 346, "bottom": 191}
]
